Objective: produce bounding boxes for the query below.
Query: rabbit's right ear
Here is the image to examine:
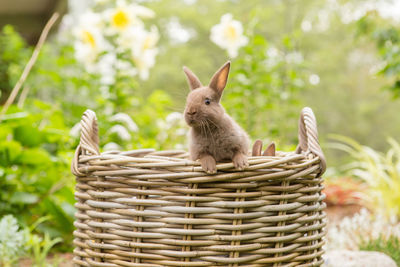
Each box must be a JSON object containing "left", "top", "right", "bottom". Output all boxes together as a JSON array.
[
  {"left": 209, "top": 61, "right": 230, "bottom": 99},
  {"left": 183, "top": 66, "right": 202, "bottom": 90}
]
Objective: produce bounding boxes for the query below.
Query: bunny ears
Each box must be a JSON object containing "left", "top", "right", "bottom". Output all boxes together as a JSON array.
[
  {"left": 252, "top": 140, "right": 276, "bottom": 156},
  {"left": 183, "top": 61, "right": 231, "bottom": 98},
  {"left": 209, "top": 61, "right": 230, "bottom": 95},
  {"left": 182, "top": 66, "right": 202, "bottom": 91}
]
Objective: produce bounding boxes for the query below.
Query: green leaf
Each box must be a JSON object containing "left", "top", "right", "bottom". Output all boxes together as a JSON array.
[
  {"left": 10, "top": 192, "right": 39, "bottom": 204},
  {"left": 0, "top": 140, "right": 22, "bottom": 165},
  {"left": 17, "top": 148, "right": 51, "bottom": 166},
  {"left": 13, "top": 125, "right": 43, "bottom": 147},
  {"left": 0, "top": 125, "right": 12, "bottom": 139},
  {"left": 41, "top": 198, "right": 74, "bottom": 234}
]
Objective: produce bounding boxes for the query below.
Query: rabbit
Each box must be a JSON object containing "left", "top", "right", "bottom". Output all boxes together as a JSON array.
[
  {"left": 183, "top": 61, "right": 250, "bottom": 174},
  {"left": 252, "top": 140, "right": 276, "bottom": 156}
]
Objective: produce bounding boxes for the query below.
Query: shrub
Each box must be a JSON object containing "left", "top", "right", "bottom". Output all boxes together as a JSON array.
[
  {"left": 0, "top": 215, "right": 27, "bottom": 266},
  {"left": 0, "top": 214, "right": 62, "bottom": 267},
  {"left": 330, "top": 135, "right": 400, "bottom": 219},
  {"left": 0, "top": 102, "right": 74, "bottom": 250}
]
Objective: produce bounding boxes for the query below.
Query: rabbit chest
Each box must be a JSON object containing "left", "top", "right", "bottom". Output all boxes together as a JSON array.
[{"left": 189, "top": 121, "right": 249, "bottom": 161}]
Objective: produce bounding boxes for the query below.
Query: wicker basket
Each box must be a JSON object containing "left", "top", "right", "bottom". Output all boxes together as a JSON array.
[{"left": 71, "top": 107, "right": 327, "bottom": 267}]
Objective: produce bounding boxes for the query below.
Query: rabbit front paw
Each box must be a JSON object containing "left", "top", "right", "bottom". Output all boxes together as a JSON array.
[
  {"left": 200, "top": 155, "right": 217, "bottom": 174},
  {"left": 233, "top": 152, "right": 248, "bottom": 170}
]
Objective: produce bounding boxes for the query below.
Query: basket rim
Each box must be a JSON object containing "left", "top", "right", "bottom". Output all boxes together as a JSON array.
[{"left": 71, "top": 107, "right": 326, "bottom": 177}]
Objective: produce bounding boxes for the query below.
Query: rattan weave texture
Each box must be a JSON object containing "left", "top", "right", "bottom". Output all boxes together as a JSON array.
[{"left": 71, "top": 107, "right": 327, "bottom": 267}]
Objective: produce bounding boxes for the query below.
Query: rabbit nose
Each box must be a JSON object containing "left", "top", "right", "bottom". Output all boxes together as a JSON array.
[{"left": 187, "top": 110, "right": 197, "bottom": 116}]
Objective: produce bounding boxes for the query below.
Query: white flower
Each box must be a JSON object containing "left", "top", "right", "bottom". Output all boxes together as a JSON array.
[
  {"left": 70, "top": 0, "right": 159, "bottom": 81},
  {"left": 108, "top": 124, "right": 131, "bottom": 141},
  {"left": 94, "top": 0, "right": 111, "bottom": 4},
  {"left": 134, "top": 49, "right": 158, "bottom": 80},
  {"left": 267, "top": 47, "right": 280, "bottom": 58},
  {"left": 104, "top": 0, "right": 154, "bottom": 33},
  {"left": 157, "top": 131, "right": 168, "bottom": 142},
  {"left": 324, "top": 208, "right": 400, "bottom": 251},
  {"left": 131, "top": 26, "right": 159, "bottom": 80},
  {"left": 166, "top": 112, "right": 183, "bottom": 124},
  {"left": 280, "top": 91, "right": 289, "bottom": 100},
  {"left": 183, "top": 0, "right": 197, "bottom": 4},
  {"left": 265, "top": 46, "right": 282, "bottom": 68},
  {"left": 157, "top": 119, "right": 167, "bottom": 130},
  {"left": 103, "top": 142, "right": 121, "bottom": 151},
  {"left": 176, "top": 128, "right": 187, "bottom": 136},
  {"left": 309, "top": 74, "right": 320, "bottom": 85},
  {"left": 116, "top": 59, "right": 133, "bottom": 71},
  {"left": 116, "top": 25, "right": 159, "bottom": 79},
  {"left": 70, "top": 122, "right": 81, "bottom": 138},
  {"left": 301, "top": 20, "right": 312, "bottom": 32},
  {"left": 174, "top": 143, "right": 185, "bottom": 150},
  {"left": 285, "top": 51, "right": 303, "bottom": 64},
  {"left": 73, "top": 12, "right": 110, "bottom": 69},
  {"left": 116, "top": 59, "right": 138, "bottom": 76},
  {"left": 210, "top": 13, "right": 248, "bottom": 58},
  {"left": 116, "top": 25, "right": 139, "bottom": 50},
  {"left": 73, "top": 12, "right": 105, "bottom": 48},
  {"left": 67, "top": 0, "right": 92, "bottom": 21},
  {"left": 316, "top": 9, "right": 331, "bottom": 31},
  {"left": 156, "top": 111, "right": 188, "bottom": 146},
  {"left": 96, "top": 53, "right": 117, "bottom": 85},
  {"left": 166, "top": 17, "right": 195, "bottom": 44},
  {"left": 110, "top": 112, "right": 138, "bottom": 132}
]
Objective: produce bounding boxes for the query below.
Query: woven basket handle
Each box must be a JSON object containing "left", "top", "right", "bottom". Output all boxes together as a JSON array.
[
  {"left": 295, "top": 107, "right": 326, "bottom": 176},
  {"left": 71, "top": 109, "right": 100, "bottom": 176}
]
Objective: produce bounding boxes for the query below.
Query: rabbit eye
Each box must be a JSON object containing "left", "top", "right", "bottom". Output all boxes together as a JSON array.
[{"left": 204, "top": 98, "right": 211, "bottom": 105}]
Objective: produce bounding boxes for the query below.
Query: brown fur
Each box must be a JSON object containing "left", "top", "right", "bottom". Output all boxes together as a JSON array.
[
  {"left": 252, "top": 140, "right": 276, "bottom": 156},
  {"left": 183, "top": 61, "right": 250, "bottom": 173}
]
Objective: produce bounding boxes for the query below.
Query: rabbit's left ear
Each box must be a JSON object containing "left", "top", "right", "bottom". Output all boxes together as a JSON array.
[
  {"left": 183, "top": 66, "right": 202, "bottom": 90},
  {"left": 209, "top": 61, "right": 230, "bottom": 99}
]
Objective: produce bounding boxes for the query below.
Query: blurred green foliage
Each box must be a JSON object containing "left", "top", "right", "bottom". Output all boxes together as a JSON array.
[
  {"left": 357, "top": 12, "right": 400, "bottom": 97},
  {"left": 0, "top": 101, "right": 74, "bottom": 250},
  {"left": 0, "top": 25, "right": 31, "bottom": 104},
  {"left": 227, "top": 32, "right": 305, "bottom": 145}
]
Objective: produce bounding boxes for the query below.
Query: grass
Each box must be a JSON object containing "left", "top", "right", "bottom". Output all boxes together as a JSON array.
[{"left": 359, "top": 235, "right": 400, "bottom": 266}]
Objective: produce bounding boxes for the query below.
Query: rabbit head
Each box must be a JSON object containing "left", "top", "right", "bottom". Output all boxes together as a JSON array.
[{"left": 183, "top": 61, "right": 230, "bottom": 128}]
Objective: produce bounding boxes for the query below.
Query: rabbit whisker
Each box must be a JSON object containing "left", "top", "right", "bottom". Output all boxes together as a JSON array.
[
  {"left": 200, "top": 120, "right": 208, "bottom": 141},
  {"left": 206, "top": 118, "right": 221, "bottom": 131},
  {"left": 203, "top": 119, "right": 218, "bottom": 156}
]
